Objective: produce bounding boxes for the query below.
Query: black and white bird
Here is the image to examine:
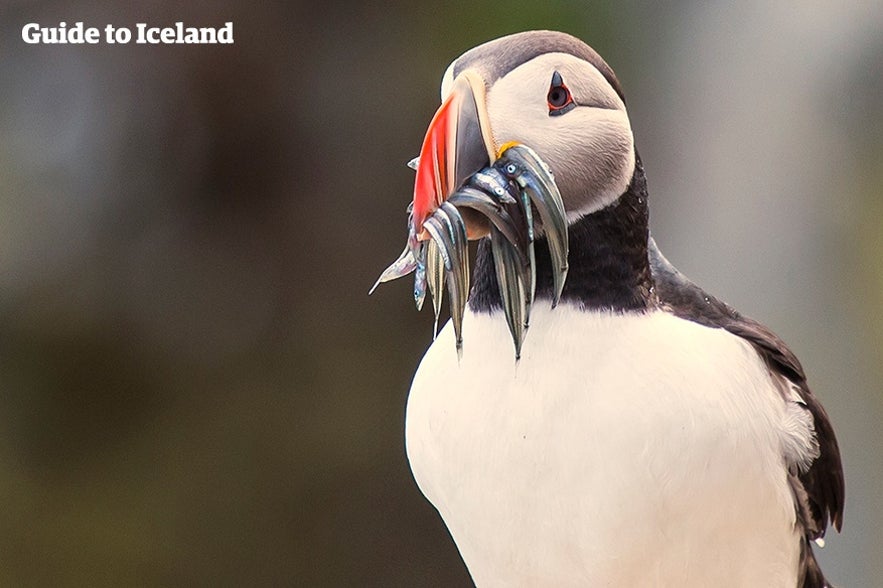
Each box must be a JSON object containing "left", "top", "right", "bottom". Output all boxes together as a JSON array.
[{"left": 398, "top": 31, "right": 843, "bottom": 587}]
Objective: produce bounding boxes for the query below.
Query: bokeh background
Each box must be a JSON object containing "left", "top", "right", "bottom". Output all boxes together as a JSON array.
[{"left": 1, "top": 1, "right": 880, "bottom": 586}]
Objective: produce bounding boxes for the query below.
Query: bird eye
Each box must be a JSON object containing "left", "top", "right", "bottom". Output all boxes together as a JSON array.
[{"left": 548, "top": 70, "right": 575, "bottom": 116}]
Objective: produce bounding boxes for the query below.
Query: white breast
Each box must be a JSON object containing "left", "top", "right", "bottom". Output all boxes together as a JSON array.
[{"left": 406, "top": 304, "right": 804, "bottom": 587}]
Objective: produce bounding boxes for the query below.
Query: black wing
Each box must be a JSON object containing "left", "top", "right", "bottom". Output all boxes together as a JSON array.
[{"left": 648, "top": 238, "right": 844, "bottom": 588}]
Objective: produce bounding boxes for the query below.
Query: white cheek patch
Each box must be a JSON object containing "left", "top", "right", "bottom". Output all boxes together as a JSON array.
[
  {"left": 564, "top": 64, "right": 626, "bottom": 111},
  {"left": 486, "top": 76, "right": 548, "bottom": 150},
  {"left": 486, "top": 59, "right": 635, "bottom": 219},
  {"left": 561, "top": 111, "right": 636, "bottom": 218}
]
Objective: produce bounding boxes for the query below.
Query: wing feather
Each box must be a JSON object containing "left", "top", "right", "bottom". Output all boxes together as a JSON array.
[{"left": 648, "top": 238, "right": 844, "bottom": 587}]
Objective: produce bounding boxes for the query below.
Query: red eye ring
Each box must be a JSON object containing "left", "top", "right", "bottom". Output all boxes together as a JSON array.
[{"left": 548, "top": 71, "right": 575, "bottom": 116}]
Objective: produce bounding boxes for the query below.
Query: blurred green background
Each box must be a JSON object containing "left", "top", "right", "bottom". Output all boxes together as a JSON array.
[{"left": 0, "top": 1, "right": 880, "bottom": 586}]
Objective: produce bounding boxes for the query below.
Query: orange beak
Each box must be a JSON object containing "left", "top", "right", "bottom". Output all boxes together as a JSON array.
[{"left": 411, "top": 71, "right": 497, "bottom": 240}]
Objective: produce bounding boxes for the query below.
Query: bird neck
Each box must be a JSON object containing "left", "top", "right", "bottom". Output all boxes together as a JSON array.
[{"left": 469, "top": 154, "right": 655, "bottom": 313}]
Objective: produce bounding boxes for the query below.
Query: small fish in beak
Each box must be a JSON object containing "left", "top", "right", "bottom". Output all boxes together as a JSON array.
[{"left": 371, "top": 71, "right": 569, "bottom": 358}]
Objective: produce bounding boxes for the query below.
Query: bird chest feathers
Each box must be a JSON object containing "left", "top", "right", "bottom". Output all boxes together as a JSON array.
[{"left": 406, "top": 305, "right": 803, "bottom": 587}]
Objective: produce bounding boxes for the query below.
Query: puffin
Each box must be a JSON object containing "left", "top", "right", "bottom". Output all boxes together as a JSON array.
[{"left": 398, "top": 31, "right": 843, "bottom": 587}]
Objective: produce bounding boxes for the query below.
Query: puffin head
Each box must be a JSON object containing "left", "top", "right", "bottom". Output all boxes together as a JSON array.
[
  {"left": 379, "top": 31, "right": 647, "bottom": 356},
  {"left": 413, "top": 30, "right": 636, "bottom": 234}
]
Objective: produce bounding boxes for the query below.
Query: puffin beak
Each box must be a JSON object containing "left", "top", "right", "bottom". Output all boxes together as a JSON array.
[
  {"left": 412, "top": 71, "right": 497, "bottom": 240},
  {"left": 372, "top": 70, "right": 569, "bottom": 359}
]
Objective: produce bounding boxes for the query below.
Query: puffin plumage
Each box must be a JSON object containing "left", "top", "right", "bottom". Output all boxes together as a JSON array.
[{"left": 403, "top": 30, "right": 843, "bottom": 587}]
